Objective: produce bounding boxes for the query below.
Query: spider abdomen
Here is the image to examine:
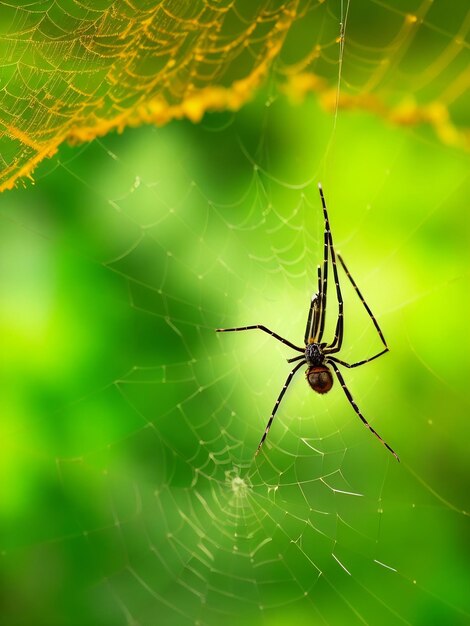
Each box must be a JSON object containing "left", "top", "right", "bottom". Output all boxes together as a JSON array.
[{"left": 306, "top": 366, "right": 333, "bottom": 394}]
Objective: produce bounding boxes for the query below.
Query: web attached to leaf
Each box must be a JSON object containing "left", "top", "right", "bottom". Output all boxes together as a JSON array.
[
  {"left": 1, "top": 2, "right": 470, "bottom": 626},
  {"left": 0, "top": 0, "right": 469, "bottom": 192}
]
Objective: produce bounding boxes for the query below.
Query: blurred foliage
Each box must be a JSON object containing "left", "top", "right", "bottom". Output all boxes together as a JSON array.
[
  {"left": 1, "top": 87, "right": 469, "bottom": 624},
  {"left": 1, "top": 1, "right": 470, "bottom": 625}
]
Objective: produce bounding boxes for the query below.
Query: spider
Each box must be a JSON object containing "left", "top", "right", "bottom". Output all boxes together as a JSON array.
[{"left": 216, "top": 183, "right": 399, "bottom": 461}]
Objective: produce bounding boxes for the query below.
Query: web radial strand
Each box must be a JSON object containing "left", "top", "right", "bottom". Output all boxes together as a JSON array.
[
  {"left": 1, "top": 1, "right": 468, "bottom": 192},
  {"left": 0, "top": 3, "right": 468, "bottom": 626}
]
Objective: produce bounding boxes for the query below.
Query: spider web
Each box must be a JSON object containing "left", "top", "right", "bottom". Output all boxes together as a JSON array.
[
  {"left": 1, "top": 0, "right": 469, "bottom": 191},
  {"left": 1, "top": 2, "right": 470, "bottom": 626}
]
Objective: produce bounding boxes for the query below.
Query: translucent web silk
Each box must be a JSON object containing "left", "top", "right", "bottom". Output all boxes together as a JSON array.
[{"left": 0, "top": 0, "right": 469, "bottom": 192}]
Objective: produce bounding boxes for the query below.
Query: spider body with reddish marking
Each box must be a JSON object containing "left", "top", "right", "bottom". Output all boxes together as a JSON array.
[{"left": 216, "top": 184, "right": 399, "bottom": 461}]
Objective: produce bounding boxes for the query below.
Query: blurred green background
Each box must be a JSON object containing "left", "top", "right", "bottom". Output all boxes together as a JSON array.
[
  {"left": 1, "top": 90, "right": 469, "bottom": 625},
  {"left": 1, "top": 4, "right": 470, "bottom": 626}
]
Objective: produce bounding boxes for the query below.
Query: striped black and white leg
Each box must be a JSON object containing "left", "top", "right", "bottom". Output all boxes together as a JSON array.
[
  {"left": 216, "top": 325, "right": 304, "bottom": 353},
  {"left": 318, "top": 184, "right": 344, "bottom": 351},
  {"left": 328, "top": 360, "right": 399, "bottom": 461},
  {"left": 255, "top": 359, "right": 306, "bottom": 456},
  {"left": 337, "top": 252, "right": 388, "bottom": 350},
  {"left": 328, "top": 350, "right": 388, "bottom": 369}
]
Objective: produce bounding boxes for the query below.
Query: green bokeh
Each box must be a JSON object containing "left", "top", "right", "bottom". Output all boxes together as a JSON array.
[{"left": 1, "top": 89, "right": 469, "bottom": 625}]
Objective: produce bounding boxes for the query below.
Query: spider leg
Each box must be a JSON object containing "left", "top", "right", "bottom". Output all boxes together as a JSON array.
[
  {"left": 313, "top": 187, "right": 331, "bottom": 343},
  {"left": 317, "top": 184, "right": 343, "bottom": 349},
  {"left": 305, "top": 266, "right": 322, "bottom": 344},
  {"left": 287, "top": 354, "right": 306, "bottom": 364},
  {"left": 327, "top": 360, "right": 399, "bottom": 461},
  {"left": 338, "top": 252, "right": 388, "bottom": 349},
  {"left": 326, "top": 252, "right": 389, "bottom": 355},
  {"left": 216, "top": 325, "right": 304, "bottom": 353},
  {"left": 328, "top": 350, "right": 388, "bottom": 369},
  {"left": 255, "top": 359, "right": 306, "bottom": 456}
]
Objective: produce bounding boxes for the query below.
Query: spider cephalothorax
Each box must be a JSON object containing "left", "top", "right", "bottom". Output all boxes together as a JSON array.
[
  {"left": 216, "top": 184, "right": 399, "bottom": 461},
  {"left": 303, "top": 341, "right": 333, "bottom": 394},
  {"left": 305, "top": 341, "right": 324, "bottom": 366}
]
